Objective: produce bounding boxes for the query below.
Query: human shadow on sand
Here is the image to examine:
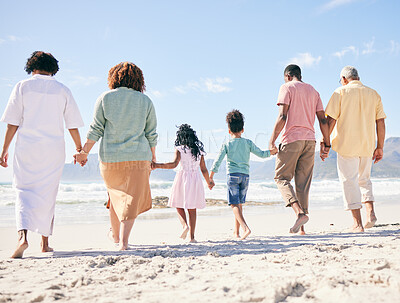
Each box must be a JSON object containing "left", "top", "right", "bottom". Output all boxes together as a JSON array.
[{"left": 31, "top": 225, "right": 399, "bottom": 260}]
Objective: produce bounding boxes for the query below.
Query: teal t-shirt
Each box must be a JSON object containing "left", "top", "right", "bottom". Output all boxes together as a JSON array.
[{"left": 211, "top": 138, "right": 270, "bottom": 175}]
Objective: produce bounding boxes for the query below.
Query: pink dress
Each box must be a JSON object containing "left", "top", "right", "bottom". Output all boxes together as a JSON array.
[{"left": 168, "top": 146, "right": 206, "bottom": 209}]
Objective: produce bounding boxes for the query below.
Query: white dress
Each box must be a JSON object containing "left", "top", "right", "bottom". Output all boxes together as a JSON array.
[{"left": 0, "top": 74, "right": 84, "bottom": 236}]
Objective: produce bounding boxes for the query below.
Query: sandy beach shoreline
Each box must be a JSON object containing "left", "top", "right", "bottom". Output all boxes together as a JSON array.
[{"left": 0, "top": 204, "right": 399, "bottom": 302}]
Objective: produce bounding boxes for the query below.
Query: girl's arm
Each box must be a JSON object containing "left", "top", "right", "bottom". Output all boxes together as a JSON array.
[
  {"left": 200, "top": 155, "right": 214, "bottom": 189},
  {"left": 153, "top": 149, "right": 181, "bottom": 169},
  {"left": 0, "top": 124, "right": 18, "bottom": 168}
]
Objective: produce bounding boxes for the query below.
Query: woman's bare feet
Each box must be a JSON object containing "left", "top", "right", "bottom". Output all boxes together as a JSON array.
[
  {"left": 347, "top": 225, "right": 364, "bottom": 233},
  {"left": 108, "top": 228, "right": 119, "bottom": 244},
  {"left": 180, "top": 226, "right": 189, "bottom": 240},
  {"left": 118, "top": 243, "right": 129, "bottom": 251},
  {"left": 240, "top": 229, "right": 251, "bottom": 240},
  {"left": 189, "top": 239, "right": 197, "bottom": 243},
  {"left": 11, "top": 241, "right": 28, "bottom": 259},
  {"left": 364, "top": 214, "right": 377, "bottom": 229},
  {"left": 233, "top": 232, "right": 240, "bottom": 239}
]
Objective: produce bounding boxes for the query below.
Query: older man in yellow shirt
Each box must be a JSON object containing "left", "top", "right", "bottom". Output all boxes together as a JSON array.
[{"left": 323, "top": 66, "right": 386, "bottom": 232}]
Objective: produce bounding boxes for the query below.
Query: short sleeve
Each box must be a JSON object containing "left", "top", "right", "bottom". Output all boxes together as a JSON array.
[
  {"left": 63, "top": 87, "right": 84, "bottom": 129},
  {"left": 277, "top": 84, "right": 290, "bottom": 106},
  {"left": 315, "top": 92, "right": 324, "bottom": 112},
  {"left": 325, "top": 89, "right": 341, "bottom": 120},
  {"left": 375, "top": 92, "right": 386, "bottom": 120},
  {"left": 0, "top": 82, "right": 23, "bottom": 126}
]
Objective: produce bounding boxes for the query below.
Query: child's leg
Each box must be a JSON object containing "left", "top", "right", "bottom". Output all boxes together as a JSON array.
[
  {"left": 176, "top": 208, "right": 189, "bottom": 239},
  {"left": 230, "top": 204, "right": 251, "bottom": 240},
  {"left": 233, "top": 216, "right": 240, "bottom": 238},
  {"left": 188, "top": 209, "right": 197, "bottom": 242},
  {"left": 109, "top": 202, "right": 120, "bottom": 243}
]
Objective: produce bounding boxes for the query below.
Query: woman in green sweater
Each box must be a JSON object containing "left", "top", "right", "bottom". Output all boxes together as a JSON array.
[{"left": 75, "top": 62, "right": 158, "bottom": 250}]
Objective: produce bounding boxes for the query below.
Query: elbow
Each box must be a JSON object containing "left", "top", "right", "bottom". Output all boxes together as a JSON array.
[{"left": 279, "top": 114, "right": 287, "bottom": 121}]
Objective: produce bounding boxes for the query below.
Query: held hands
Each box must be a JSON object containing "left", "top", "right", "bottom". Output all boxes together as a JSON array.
[
  {"left": 73, "top": 152, "right": 88, "bottom": 167},
  {"left": 208, "top": 179, "right": 215, "bottom": 190},
  {"left": 372, "top": 148, "right": 383, "bottom": 163},
  {"left": 319, "top": 142, "right": 330, "bottom": 161},
  {"left": 0, "top": 150, "right": 8, "bottom": 168},
  {"left": 270, "top": 146, "right": 278, "bottom": 155}
]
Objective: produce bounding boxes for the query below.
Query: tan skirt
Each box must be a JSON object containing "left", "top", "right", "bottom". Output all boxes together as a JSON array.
[{"left": 100, "top": 161, "right": 152, "bottom": 221}]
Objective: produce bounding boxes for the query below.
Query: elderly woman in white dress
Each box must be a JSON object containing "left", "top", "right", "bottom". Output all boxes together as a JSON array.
[{"left": 0, "top": 51, "right": 84, "bottom": 258}]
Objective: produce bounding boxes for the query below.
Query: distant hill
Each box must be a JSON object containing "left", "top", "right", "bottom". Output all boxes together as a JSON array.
[{"left": 61, "top": 137, "right": 400, "bottom": 182}]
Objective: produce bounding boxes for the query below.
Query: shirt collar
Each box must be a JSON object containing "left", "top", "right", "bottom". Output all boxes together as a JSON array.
[{"left": 32, "top": 74, "right": 55, "bottom": 80}]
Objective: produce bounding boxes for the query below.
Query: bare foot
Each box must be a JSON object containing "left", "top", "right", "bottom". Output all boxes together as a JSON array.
[
  {"left": 42, "top": 246, "right": 54, "bottom": 253},
  {"left": 189, "top": 239, "right": 197, "bottom": 243},
  {"left": 108, "top": 229, "right": 119, "bottom": 244},
  {"left": 347, "top": 225, "right": 364, "bottom": 233},
  {"left": 298, "top": 230, "right": 306, "bottom": 235},
  {"left": 233, "top": 232, "right": 240, "bottom": 239},
  {"left": 118, "top": 244, "right": 129, "bottom": 251},
  {"left": 364, "top": 215, "right": 377, "bottom": 229},
  {"left": 290, "top": 214, "right": 309, "bottom": 234},
  {"left": 240, "top": 229, "right": 251, "bottom": 240},
  {"left": 11, "top": 241, "right": 28, "bottom": 259},
  {"left": 180, "top": 226, "right": 189, "bottom": 240}
]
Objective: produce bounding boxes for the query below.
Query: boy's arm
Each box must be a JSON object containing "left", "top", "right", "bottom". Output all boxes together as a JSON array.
[
  {"left": 249, "top": 140, "right": 271, "bottom": 158},
  {"left": 210, "top": 144, "right": 227, "bottom": 174},
  {"left": 152, "top": 149, "right": 181, "bottom": 169}
]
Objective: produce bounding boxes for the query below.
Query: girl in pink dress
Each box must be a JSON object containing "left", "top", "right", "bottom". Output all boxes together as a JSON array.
[{"left": 152, "top": 124, "right": 214, "bottom": 242}]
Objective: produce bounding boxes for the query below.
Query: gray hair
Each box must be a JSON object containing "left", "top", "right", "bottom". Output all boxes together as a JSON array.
[{"left": 340, "top": 66, "right": 359, "bottom": 80}]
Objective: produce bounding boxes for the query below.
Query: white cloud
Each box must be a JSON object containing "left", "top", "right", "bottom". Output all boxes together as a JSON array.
[
  {"left": 0, "top": 38, "right": 5, "bottom": 44},
  {"left": 173, "top": 77, "right": 232, "bottom": 94},
  {"left": 362, "top": 38, "right": 376, "bottom": 55},
  {"left": 390, "top": 40, "right": 400, "bottom": 55},
  {"left": 318, "top": 0, "right": 360, "bottom": 13},
  {"left": 148, "top": 90, "right": 164, "bottom": 98},
  {"left": 287, "top": 53, "right": 322, "bottom": 68},
  {"left": 333, "top": 45, "right": 359, "bottom": 59},
  {"left": 8, "top": 35, "right": 22, "bottom": 42}
]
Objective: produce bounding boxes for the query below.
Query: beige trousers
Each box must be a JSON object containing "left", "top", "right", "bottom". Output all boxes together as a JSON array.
[
  {"left": 337, "top": 154, "right": 374, "bottom": 210},
  {"left": 274, "top": 140, "right": 316, "bottom": 214}
]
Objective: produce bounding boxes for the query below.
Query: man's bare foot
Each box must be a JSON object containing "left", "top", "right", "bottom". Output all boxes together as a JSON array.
[
  {"left": 364, "top": 215, "right": 377, "bottom": 229},
  {"left": 108, "top": 229, "right": 119, "bottom": 244},
  {"left": 290, "top": 214, "right": 309, "bottom": 233},
  {"left": 41, "top": 246, "right": 54, "bottom": 253},
  {"left": 240, "top": 229, "right": 251, "bottom": 240},
  {"left": 11, "top": 241, "right": 28, "bottom": 259},
  {"left": 189, "top": 239, "right": 197, "bottom": 243},
  {"left": 180, "top": 226, "right": 189, "bottom": 239}
]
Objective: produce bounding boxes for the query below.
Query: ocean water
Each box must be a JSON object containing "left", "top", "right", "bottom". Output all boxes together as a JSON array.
[{"left": 0, "top": 178, "right": 399, "bottom": 227}]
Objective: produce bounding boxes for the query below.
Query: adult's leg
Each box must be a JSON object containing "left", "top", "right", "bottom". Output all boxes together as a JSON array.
[
  {"left": 293, "top": 141, "right": 316, "bottom": 234},
  {"left": 275, "top": 141, "right": 308, "bottom": 233},
  {"left": 337, "top": 154, "right": 363, "bottom": 232},
  {"left": 187, "top": 209, "right": 197, "bottom": 242},
  {"left": 119, "top": 219, "right": 135, "bottom": 250},
  {"left": 109, "top": 202, "right": 120, "bottom": 243},
  {"left": 41, "top": 236, "right": 53, "bottom": 253},
  {"left": 176, "top": 208, "right": 189, "bottom": 239},
  {"left": 11, "top": 229, "right": 28, "bottom": 258},
  {"left": 358, "top": 157, "right": 376, "bottom": 228}
]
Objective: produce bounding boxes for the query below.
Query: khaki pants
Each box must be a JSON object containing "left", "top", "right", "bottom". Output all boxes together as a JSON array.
[
  {"left": 337, "top": 154, "right": 374, "bottom": 210},
  {"left": 274, "top": 140, "right": 316, "bottom": 214}
]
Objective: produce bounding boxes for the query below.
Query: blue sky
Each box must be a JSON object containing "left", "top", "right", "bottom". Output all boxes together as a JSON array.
[{"left": 1, "top": 0, "right": 399, "bottom": 180}]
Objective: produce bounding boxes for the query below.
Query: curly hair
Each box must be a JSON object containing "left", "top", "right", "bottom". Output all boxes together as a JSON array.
[
  {"left": 24, "top": 51, "right": 59, "bottom": 75},
  {"left": 108, "top": 62, "right": 146, "bottom": 92},
  {"left": 175, "top": 124, "right": 205, "bottom": 161},
  {"left": 226, "top": 109, "right": 244, "bottom": 133}
]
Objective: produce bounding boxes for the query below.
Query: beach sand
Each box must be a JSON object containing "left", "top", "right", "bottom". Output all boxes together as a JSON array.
[{"left": 0, "top": 204, "right": 399, "bottom": 302}]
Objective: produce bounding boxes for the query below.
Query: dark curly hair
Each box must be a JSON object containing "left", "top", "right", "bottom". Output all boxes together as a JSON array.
[
  {"left": 175, "top": 124, "right": 205, "bottom": 161},
  {"left": 226, "top": 109, "right": 244, "bottom": 133},
  {"left": 108, "top": 62, "right": 146, "bottom": 92},
  {"left": 24, "top": 51, "right": 59, "bottom": 76}
]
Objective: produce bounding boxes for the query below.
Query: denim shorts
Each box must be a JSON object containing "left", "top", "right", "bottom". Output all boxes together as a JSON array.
[{"left": 227, "top": 173, "right": 249, "bottom": 205}]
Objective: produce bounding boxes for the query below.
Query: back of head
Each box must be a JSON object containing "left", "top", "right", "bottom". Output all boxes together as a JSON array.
[
  {"left": 175, "top": 124, "right": 204, "bottom": 160},
  {"left": 226, "top": 109, "right": 244, "bottom": 133},
  {"left": 340, "top": 66, "right": 359, "bottom": 80},
  {"left": 25, "top": 51, "right": 59, "bottom": 76},
  {"left": 108, "top": 62, "right": 146, "bottom": 92},
  {"left": 284, "top": 64, "right": 302, "bottom": 80}
]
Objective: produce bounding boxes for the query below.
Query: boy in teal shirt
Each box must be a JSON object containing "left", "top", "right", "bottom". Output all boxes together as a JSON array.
[{"left": 210, "top": 110, "right": 277, "bottom": 239}]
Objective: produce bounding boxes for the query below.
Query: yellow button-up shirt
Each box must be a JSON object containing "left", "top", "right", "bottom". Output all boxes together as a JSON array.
[{"left": 325, "top": 80, "right": 386, "bottom": 157}]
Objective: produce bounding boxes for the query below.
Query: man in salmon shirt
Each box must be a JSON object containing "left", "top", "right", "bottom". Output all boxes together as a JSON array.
[
  {"left": 269, "top": 64, "right": 331, "bottom": 234},
  {"left": 323, "top": 66, "right": 386, "bottom": 232}
]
